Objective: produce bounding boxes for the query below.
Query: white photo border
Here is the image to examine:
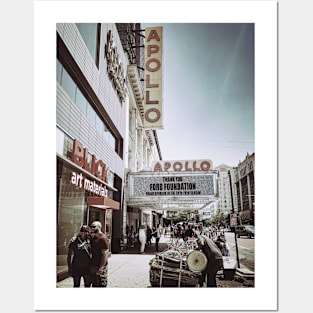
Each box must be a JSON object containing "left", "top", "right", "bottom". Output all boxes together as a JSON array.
[{"left": 34, "top": 1, "right": 277, "bottom": 311}]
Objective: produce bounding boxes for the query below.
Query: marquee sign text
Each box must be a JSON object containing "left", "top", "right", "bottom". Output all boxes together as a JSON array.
[{"left": 131, "top": 174, "right": 215, "bottom": 198}]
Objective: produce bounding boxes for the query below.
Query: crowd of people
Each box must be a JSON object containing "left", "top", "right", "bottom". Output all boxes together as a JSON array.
[
  {"left": 127, "top": 224, "right": 163, "bottom": 253},
  {"left": 127, "top": 222, "right": 227, "bottom": 288},
  {"left": 125, "top": 222, "right": 230, "bottom": 256},
  {"left": 67, "top": 221, "right": 230, "bottom": 288}
]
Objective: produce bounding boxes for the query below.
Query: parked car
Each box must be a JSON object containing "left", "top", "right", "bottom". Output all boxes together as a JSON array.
[{"left": 236, "top": 225, "right": 255, "bottom": 238}]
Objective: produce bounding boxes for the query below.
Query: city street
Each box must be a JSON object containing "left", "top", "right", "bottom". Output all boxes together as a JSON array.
[
  {"left": 225, "top": 232, "right": 255, "bottom": 271},
  {"left": 57, "top": 234, "right": 254, "bottom": 288}
]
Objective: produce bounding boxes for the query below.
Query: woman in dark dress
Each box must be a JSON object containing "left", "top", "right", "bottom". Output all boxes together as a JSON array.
[{"left": 146, "top": 225, "right": 152, "bottom": 246}]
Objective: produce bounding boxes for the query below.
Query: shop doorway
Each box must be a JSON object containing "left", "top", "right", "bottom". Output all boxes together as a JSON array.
[{"left": 88, "top": 207, "right": 112, "bottom": 242}]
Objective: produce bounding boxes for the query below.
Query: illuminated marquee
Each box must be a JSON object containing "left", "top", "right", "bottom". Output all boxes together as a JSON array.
[
  {"left": 131, "top": 174, "right": 215, "bottom": 198},
  {"left": 144, "top": 26, "right": 163, "bottom": 128}
]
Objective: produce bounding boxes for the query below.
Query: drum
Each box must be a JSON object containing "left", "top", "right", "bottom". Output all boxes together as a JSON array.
[{"left": 186, "top": 250, "right": 208, "bottom": 272}]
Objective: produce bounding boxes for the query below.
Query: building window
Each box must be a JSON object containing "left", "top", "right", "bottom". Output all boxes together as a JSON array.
[
  {"left": 64, "top": 134, "right": 73, "bottom": 160},
  {"left": 56, "top": 159, "right": 87, "bottom": 256},
  {"left": 56, "top": 59, "right": 62, "bottom": 83},
  {"left": 76, "top": 23, "right": 99, "bottom": 63},
  {"left": 248, "top": 161, "right": 253, "bottom": 171},
  {"left": 60, "top": 67, "right": 76, "bottom": 102},
  {"left": 95, "top": 115, "right": 104, "bottom": 133},
  {"left": 56, "top": 128, "right": 73, "bottom": 160},
  {"left": 57, "top": 59, "right": 118, "bottom": 154},
  {"left": 86, "top": 102, "right": 96, "bottom": 127},
  {"left": 240, "top": 166, "right": 246, "bottom": 177},
  {"left": 75, "top": 88, "right": 87, "bottom": 115}
]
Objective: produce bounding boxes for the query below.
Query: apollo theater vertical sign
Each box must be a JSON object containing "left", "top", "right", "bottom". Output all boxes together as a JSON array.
[{"left": 144, "top": 27, "right": 163, "bottom": 129}]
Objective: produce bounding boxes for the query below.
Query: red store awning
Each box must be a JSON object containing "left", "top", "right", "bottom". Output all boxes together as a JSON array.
[{"left": 87, "top": 196, "right": 120, "bottom": 210}]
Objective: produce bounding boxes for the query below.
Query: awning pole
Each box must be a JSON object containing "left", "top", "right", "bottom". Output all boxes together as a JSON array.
[{"left": 87, "top": 203, "right": 90, "bottom": 226}]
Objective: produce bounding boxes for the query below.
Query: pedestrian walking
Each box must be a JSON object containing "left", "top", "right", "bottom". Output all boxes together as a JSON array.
[
  {"left": 152, "top": 224, "right": 162, "bottom": 252},
  {"left": 198, "top": 224, "right": 206, "bottom": 235},
  {"left": 89, "top": 221, "right": 110, "bottom": 287},
  {"left": 127, "top": 225, "right": 135, "bottom": 247},
  {"left": 146, "top": 225, "right": 152, "bottom": 247},
  {"left": 184, "top": 225, "right": 195, "bottom": 238},
  {"left": 138, "top": 224, "right": 146, "bottom": 253},
  {"left": 67, "top": 225, "right": 92, "bottom": 287}
]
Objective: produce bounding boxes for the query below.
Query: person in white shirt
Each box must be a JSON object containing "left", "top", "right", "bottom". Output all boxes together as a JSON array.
[{"left": 138, "top": 224, "right": 147, "bottom": 253}]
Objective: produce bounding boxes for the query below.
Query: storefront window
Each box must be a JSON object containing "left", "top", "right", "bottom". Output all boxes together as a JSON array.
[
  {"left": 64, "top": 134, "right": 73, "bottom": 160},
  {"left": 105, "top": 209, "right": 112, "bottom": 239},
  {"left": 57, "top": 160, "right": 87, "bottom": 263},
  {"left": 88, "top": 208, "right": 111, "bottom": 247}
]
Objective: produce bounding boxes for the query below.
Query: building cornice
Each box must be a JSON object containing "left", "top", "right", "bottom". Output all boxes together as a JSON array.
[{"left": 127, "top": 64, "right": 144, "bottom": 118}]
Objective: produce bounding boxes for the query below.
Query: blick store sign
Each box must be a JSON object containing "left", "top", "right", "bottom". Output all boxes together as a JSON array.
[{"left": 70, "top": 139, "right": 109, "bottom": 197}]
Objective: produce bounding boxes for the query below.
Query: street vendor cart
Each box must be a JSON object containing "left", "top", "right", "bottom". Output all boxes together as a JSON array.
[{"left": 149, "top": 238, "right": 207, "bottom": 287}]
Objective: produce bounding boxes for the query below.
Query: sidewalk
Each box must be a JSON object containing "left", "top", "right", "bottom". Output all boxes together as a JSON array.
[
  {"left": 57, "top": 235, "right": 254, "bottom": 288},
  {"left": 57, "top": 235, "right": 171, "bottom": 288}
]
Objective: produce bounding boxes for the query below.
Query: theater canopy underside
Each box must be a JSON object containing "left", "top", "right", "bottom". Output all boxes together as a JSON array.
[{"left": 127, "top": 171, "right": 218, "bottom": 211}]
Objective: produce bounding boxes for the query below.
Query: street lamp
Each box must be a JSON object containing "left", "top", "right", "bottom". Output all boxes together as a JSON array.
[
  {"left": 227, "top": 170, "right": 235, "bottom": 214},
  {"left": 228, "top": 170, "right": 240, "bottom": 268}
]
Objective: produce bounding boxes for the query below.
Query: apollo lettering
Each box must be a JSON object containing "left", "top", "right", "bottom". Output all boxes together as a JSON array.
[
  {"left": 153, "top": 160, "right": 212, "bottom": 172},
  {"left": 144, "top": 27, "right": 163, "bottom": 127}
]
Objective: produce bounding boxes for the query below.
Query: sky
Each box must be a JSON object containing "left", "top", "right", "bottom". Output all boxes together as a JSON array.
[{"left": 142, "top": 23, "right": 255, "bottom": 168}]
